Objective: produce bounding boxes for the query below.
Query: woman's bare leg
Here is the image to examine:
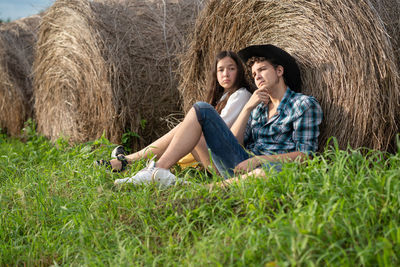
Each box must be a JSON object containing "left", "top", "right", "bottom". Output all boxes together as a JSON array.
[
  {"left": 191, "top": 136, "right": 212, "bottom": 169},
  {"left": 156, "top": 108, "right": 203, "bottom": 169},
  {"left": 110, "top": 108, "right": 213, "bottom": 171},
  {"left": 109, "top": 123, "right": 180, "bottom": 169},
  {"left": 126, "top": 124, "right": 180, "bottom": 161}
]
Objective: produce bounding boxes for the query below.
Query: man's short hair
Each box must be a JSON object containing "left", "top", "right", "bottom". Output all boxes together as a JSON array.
[{"left": 246, "top": 56, "right": 278, "bottom": 70}]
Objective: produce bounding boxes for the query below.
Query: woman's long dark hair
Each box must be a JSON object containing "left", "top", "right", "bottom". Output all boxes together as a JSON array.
[{"left": 206, "top": 51, "right": 251, "bottom": 114}]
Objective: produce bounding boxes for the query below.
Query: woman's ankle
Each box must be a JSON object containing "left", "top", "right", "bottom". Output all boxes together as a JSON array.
[{"left": 110, "top": 158, "right": 123, "bottom": 170}]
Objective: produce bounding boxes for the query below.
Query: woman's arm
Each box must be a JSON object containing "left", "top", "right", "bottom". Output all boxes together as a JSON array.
[
  {"left": 230, "top": 87, "right": 269, "bottom": 144},
  {"left": 220, "top": 88, "right": 252, "bottom": 127}
]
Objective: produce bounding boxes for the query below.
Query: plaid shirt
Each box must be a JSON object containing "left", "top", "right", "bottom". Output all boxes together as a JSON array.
[{"left": 244, "top": 88, "right": 323, "bottom": 156}]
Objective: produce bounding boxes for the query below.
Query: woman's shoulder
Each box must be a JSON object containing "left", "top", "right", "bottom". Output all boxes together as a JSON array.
[{"left": 231, "top": 87, "right": 252, "bottom": 98}]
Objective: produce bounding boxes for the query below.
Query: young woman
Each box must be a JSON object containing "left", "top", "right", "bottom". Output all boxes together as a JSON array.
[{"left": 98, "top": 50, "right": 252, "bottom": 172}]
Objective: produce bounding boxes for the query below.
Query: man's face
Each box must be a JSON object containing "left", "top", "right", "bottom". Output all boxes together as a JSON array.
[{"left": 251, "top": 60, "right": 283, "bottom": 90}]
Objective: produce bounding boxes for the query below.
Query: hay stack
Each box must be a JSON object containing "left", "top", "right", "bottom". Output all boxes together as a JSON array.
[
  {"left": 178, "top": 0, "right": 400, "bottom": 152},
  {"left": 34, "top": 0, "right": 202, "bottom": 148},
  {"left": 0, "top": 15, "right": 40, "bottom": 136}
]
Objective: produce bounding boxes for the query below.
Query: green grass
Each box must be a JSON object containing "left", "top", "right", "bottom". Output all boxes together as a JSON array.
[{"left": 1, "top": 128, "right": 400, "bottom": 266}]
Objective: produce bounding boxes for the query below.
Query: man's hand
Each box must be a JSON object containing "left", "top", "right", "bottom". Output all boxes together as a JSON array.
[
  {"left": 244, "top": 86, "right": 270, "bottom": 111},
  {"left": 206, "top": 168, "right": 268, "bottom": 191},
  {"left": 234, "top": 157, "right": 262, "bottom": 173},
  {"left": 206, "top": 178, "right": 238, "bottom": 192}
]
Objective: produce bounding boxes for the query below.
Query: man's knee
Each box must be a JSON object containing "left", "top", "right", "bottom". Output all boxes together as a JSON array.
[
  {"left": 193, "top": 102, "right": 216, "bottom": 124},
  {"left": 193, "top": 101, "right": 212, "bottom": 110}
]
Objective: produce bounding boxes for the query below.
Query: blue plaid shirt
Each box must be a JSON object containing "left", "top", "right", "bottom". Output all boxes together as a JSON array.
[{"left": 244, "top": 88, "right": 323, "bottom": 156}]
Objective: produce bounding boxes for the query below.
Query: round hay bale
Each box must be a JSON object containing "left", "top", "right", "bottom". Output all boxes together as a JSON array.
[
  {"left": 178, "top": 0, "right": 400, "bottom": 152},
  {"left": 0, "top": 15, "right": 40, "bottom": 136},
  {"left": 34, "top": 0, "right": 202, "bottom": 149}
]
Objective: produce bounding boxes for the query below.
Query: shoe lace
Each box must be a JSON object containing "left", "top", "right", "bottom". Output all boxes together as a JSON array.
[{"left": 144, "top": 155, "right": 157, "bottom": 171}]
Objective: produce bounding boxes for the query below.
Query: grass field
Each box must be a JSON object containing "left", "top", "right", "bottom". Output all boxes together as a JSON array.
[{"left": 1, "top": 124, "right": 400, "bottom": 266}]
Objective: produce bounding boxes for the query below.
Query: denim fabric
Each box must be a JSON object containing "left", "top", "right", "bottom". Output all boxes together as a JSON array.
[{"left": 193, "top": 102, "right": 250, "bottom": 178}]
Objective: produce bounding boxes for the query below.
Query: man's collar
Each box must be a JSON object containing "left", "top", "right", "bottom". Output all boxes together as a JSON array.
[{"left": 277, "top": 87, "right": 294, "bottom": 114}]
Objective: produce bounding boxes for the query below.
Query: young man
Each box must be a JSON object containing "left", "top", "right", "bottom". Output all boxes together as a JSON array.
[{"left": 114, "top": 44, "right": 323, "bottom": 187}]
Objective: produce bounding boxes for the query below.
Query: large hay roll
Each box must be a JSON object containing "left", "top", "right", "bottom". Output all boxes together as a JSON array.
[
  {"left": 178, "top": 0, "right": 400, "bottom": 152},
  {"left": 34, "top": 0, "right": 202, "bottom": 148},
  {"left": 0, "top": 15, "right": 40, "bottom": 136}
]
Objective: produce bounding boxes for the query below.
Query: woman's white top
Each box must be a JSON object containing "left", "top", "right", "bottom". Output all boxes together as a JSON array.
[{"left": 219, "top": 87, "right": 252, "bottom": 128}]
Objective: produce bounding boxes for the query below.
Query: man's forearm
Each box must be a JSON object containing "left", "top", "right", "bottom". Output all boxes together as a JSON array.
[
  {"left": 257, "top": 151, "right": 308, "bottom": 163},
  {"left": 208, "top": 152, "right": 309, "bottom": 190}
]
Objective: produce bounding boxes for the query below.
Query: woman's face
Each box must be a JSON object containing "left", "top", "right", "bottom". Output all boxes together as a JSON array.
[{"left": 216, "top": 56, "right": 238, "bottom": 91}]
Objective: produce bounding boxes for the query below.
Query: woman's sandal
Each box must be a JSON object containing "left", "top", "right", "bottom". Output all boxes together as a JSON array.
[
  {"left": 111, "top": 145, "right": 127, "bottom": 159},
  {"left": 95, "top": 154, "right": 128, "bottom": 172}
]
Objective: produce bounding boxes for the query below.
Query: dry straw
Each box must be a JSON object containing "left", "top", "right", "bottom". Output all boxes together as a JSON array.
[
  {"left": 370, "top": 0, "right": 400, "bottom": 71},
  {"left": 178, "top": 0, "right": 400, "bottom": 152},
  {"left": 0, "top": 15, "right": 40, "bottom": 136},
  {"left": 34, "top": 0, "right": 202, "bottom": 149}
]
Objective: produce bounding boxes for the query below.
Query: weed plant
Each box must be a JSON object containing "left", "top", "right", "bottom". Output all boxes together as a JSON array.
[{"left": 1, "top": 126, "right": 400, "bottom": 266}]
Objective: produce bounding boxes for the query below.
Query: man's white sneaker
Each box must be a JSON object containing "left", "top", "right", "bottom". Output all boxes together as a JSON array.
[{"left": 114, "top": 161, "right": 176, "bottom": 187}]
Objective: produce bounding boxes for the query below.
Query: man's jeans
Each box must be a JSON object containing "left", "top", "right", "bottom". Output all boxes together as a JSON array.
[{"left": 193, "top": 102, "right": 251, "bottom": 177}]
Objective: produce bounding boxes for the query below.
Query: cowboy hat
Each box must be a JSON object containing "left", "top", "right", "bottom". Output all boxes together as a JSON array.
[{"left": 238, "top": 44, "right": 302, "bottom": 92}]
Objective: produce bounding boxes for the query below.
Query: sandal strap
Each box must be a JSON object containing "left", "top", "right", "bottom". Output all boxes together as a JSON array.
[
  {"left": 116, "top": 154, "right": 128, "bottom": 172},
  {"left": 96, "top": 159, "right": 112, "bottom": 169}
]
